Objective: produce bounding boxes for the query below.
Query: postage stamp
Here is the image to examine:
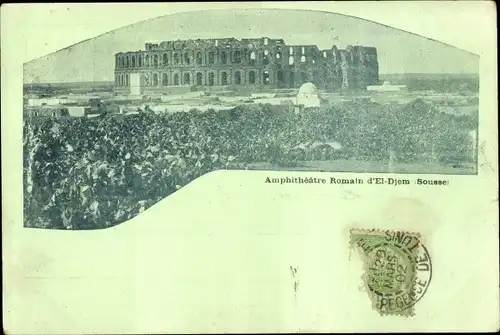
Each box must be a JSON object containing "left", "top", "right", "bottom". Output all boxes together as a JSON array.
[{"left": 350, "top": 229, "right": 432, "bottom": 316}]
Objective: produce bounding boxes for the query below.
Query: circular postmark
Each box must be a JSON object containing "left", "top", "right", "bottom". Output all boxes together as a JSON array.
[
  {"left": 350, "top": 229, "right": 432, "bottom": 316},
  {"left": 366, "top": 242, "right": 432, "bottom": 313}
]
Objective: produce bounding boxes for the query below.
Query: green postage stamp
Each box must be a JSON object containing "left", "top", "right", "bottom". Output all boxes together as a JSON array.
[{"left": 350, "top": 229, "right": 433, "bottom": 316}]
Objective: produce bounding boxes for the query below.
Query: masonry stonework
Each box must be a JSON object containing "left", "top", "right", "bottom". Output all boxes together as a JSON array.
[{"left": 114, "top": 37, "right": 379, "bottom": 94}]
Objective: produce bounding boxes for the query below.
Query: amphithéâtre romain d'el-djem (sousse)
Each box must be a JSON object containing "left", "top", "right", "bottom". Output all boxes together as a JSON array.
[{"left": 114, "top": 37, "right": 379, "bottom": 95}]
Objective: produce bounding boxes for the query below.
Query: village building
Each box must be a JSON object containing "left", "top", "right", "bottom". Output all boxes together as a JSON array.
[{"left": 367, "top": 81, "right": 407, "bottom": 92}]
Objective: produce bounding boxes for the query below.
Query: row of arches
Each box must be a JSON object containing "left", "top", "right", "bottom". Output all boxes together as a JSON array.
[
  {"left": 117, "top": 49, "right": 329, "bottom": 69},
  {"left": 116, "top": 74, "right": 129, "bottom": 87},
  {"left": 117, "top": 50, "right": 244, "bottom": 68},
  {"left": 115, "top": 70, "right": 327, "bottom": 88},
  {"left": 146, "top": 71, "right": 253, "bottom": 86},
  {"left": 115, "top": 70, "right": 274, "bottom": 87},
  {"left": 115, "top": 69, "right": 324, "bottom": 88}
]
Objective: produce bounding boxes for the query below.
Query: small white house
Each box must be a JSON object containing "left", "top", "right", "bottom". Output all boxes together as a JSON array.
[
  {"left": 25, "top": 105, "right": 69, "bottom": 118},
  {"left": 367, "top": 81, "right": 407, "bottom": 92},
  {"left": 26, "top": 97, "right": 68, "bottom": 107},
  {"left": 67, "top": 106, "right": 92, "bottom": 117}
]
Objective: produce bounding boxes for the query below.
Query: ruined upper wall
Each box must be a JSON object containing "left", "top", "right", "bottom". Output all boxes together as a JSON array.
[
  {"left": 124, "top": 38, "right": 373, "bottom": 56},
  {"left": 116, "top": 38, "right": 378, "bottom": 71},
  {"left": 143, "top": 37, "right": 286, "bottom": 51},
  {"left": 114, "top": 37, "right": 379, "bottom": 90}
]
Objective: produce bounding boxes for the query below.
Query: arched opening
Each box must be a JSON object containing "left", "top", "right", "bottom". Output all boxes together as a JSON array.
[
  {"left": 263, "top": 71, "right": 270, "bottom": 85},
  {"left": 145, "top": 55, "right": 150, "bottom": 66},
  {"left": 301, "top": 72, "right": 308, "bottom": 83},
  {"left": 234, "top": 71, "right": 241, "bottom": 85},
  {"left": 152, "top": 73, "right": 158, "bottom": 86},
  {"left": 131, "top": 56, "right": 136, "bottom": 67},
  {"left": 289, "top": 72, "right": 295, "bottom": 88},
  {"left": 276, "top": 52, "right": 282, "bottom": 61},
  {"left": 249, "top": 71, "right": 256, "bottom": 84},
  {"left": 249, "top": 52, "right": 256, "bottom": 65},
  {"left": 196, "top": 72, "right": 203, "bottom": 86},
  {"left": 313, "top": 70, "right": 321, "bottom": 86},
  {"left": 162, "top": 73, "right": 168, "bottom": 86},
  {"left": 125, "top": 57, "right": 129, "bottom": 67},
  {"left": 183, "top": 52, "right": 190, "bottom": 65},
  {"left": 173, "top": 73, "right": 180, "bottom": 85},
  {"left": 263, "top": 50, "right": 270, "bottom": 65},
  {"left": 289, "top": 47, "right": 294, "bottom": 54},
  {"left": 289, "top": 56, "right": 294, "bottom": 65},
  {"left": 208, "top": 52, "right": 215, "bottom": 64},
  {"left": 163, "top": 54, "right": 168, "bottom": 66},
  {"left": 233, "top": 50, "right": 241, "bottom": 63},
  {"left": 277, "top": 70, "right": 284, "bottom": 88},
  {"left": 221, "top": 72, "right": 228, "bottom": 85},
  {"left": 125, "top": 74, "right": 129, "bottom": 86},
  {"left": 144, "top": 74, "right": 149, "bottom": 86},
  {"left": 153, "top": 54, "right": 159, "bottom": 67},
  {"left": 324, "top": 72, "right": 332, "bottom": 89},
  {"left": 196, "top": 52, "right": 202, "bottom": 64},
  {"left": 208, "top": 72, "right": 215, "bottom": 86},
  {"left": 220, "top": 51, "right": 228, "bottom": 64},
  {"left": 173, "top": 53, "right": 180, "bottom": 65},
  {"left": 138, "top": 56, "right": 142, "bottom": 67},
  {"left": 301, "top": 55, "right": 306, "bottom": 63},
  {"left": 183, "top": 73, "right": 190, "bottom": 85}
]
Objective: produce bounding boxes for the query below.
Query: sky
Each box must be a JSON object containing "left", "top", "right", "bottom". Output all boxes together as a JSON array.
[{"left": 23, "top": 9, "right": 480, "bottom": 83}]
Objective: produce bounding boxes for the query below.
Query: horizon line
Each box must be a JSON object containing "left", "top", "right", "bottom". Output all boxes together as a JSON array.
[{"left": 23, "top": 72, "right": 480, "bottom": 86}]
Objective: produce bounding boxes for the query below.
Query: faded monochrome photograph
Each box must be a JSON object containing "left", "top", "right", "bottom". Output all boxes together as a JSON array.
[
  {"left": 23, "top": 9, "right": 480, "bottom": 230},
  {"left": 5, "top": 4, "right": 498, "bottom": 334}
]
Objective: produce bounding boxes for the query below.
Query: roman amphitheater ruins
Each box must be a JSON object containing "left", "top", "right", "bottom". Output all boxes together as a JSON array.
[{"left": 114, "top": 37, "right": 379, "bottom": 95}]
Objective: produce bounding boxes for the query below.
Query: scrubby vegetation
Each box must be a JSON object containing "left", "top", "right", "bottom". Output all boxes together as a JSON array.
[{"left": 23, "top": 100, "right": 477, "bottom": 230}]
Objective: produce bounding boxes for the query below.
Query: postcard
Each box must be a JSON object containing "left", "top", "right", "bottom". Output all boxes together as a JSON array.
[{"left": 2, "top": 2, "right": 498, "bottom": 333}]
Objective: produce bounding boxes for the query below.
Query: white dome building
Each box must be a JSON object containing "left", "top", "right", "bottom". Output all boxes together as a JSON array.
[{"left": 296, "top": 82, "right": 321, "bottom": 108}]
